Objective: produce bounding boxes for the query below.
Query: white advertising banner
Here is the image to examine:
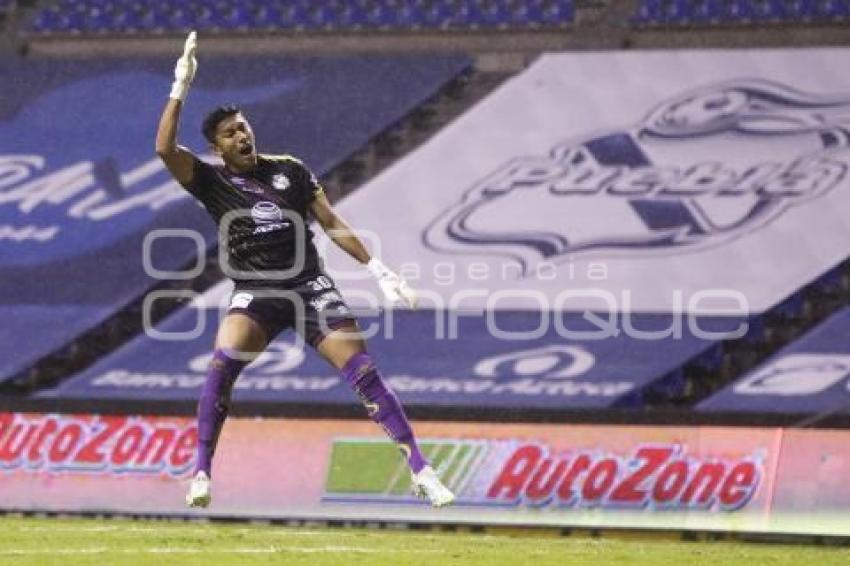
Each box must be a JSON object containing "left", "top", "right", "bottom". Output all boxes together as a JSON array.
[{"left": 321, "top": 49, "right": 850, "bottom": 314}]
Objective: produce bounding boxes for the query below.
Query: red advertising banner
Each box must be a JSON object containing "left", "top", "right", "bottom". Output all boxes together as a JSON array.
[{"left": 0, "top": 412, "right": 846, "bottom": 535}]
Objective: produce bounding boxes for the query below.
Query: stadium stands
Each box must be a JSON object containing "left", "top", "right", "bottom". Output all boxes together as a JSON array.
[
  {"left": 34, "top": 47, "right": 850, "bottom": 417},
  {"left": 6, "top": 0, "right": 850, "bottom": 425},
  {"left": 632, "top": 0, "right": 850, "bottom": 27},
  {"left": 309, "top": 48, "right": 850, "bottom": 413},
  {"left": 22, "top": 0, "right": 850, "bottom": 37},
  {"left": 27, "top": 0, "right": 574, "bottom": 35}
]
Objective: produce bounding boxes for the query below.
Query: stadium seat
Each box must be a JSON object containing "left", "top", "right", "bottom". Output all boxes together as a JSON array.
[
  {"left": 645, "top": 368, "right": 687, "bottom": 403},
  {"left": 690, "top": 343, "right": 726, "bottom": 373},
  {"left": 25, "top": 0, "right": 850, "bottom": 33},
  {"left": 739, "top": 316, "right": 767, "bottom": 348},
  {"left": 770, "top": 291, "right": 806, "bottom": 321},
  {"left": 631, "top": 0, "right": 848, "bottom": 26},
  {"left": 812, "top": 265, "right": 847, "bottom": 295},
  {"left": 26, "top": 0, "right": 575, "bottom": 34}
]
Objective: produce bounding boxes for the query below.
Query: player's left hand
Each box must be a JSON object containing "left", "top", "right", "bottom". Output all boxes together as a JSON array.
[{"left": 367, "top": 258, "right": 417, "bottom": 308}]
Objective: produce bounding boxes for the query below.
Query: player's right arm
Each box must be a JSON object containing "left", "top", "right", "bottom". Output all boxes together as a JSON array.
[
  {"left": 156, "top": 100, "right": 196, "bottom": 185},
  {"left": 155, "top": 31, "right": 197, "bottom": 186}
]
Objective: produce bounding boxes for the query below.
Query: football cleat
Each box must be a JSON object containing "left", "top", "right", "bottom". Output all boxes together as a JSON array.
[
  {"left": 411, "top": 465, "right": 455, "bottom": 508},
  {"left": 186, "top": 471, "right": 211, "bottom": 508}
]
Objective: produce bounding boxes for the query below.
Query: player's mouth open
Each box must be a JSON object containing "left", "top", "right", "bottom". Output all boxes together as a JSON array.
[{"left": 238, "top": 143, "right": 253, "bottom": 156}]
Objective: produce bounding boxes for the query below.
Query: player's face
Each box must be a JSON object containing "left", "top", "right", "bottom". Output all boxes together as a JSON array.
[{"left": 213, "top": 113, "right": 257, "bottom": 171}]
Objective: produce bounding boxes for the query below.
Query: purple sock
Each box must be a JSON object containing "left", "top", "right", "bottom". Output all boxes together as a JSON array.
[
  {"left": 341, "top": 352, "right": 428, "bottom": 474},
  {"left": 195, "top": 349, "right": 248, "bottom": 477}
]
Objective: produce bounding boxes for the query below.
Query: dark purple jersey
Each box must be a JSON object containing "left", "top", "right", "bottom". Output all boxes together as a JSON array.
[{"left": 181, "top": 154, "right": 323, "bottom": 284}]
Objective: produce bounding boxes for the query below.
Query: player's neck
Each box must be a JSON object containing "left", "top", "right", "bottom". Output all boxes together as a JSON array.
[
  {"left": 227, "top": 165, "right": 253, "bottom": 175},
  {"left": 224, "top": 159, "right": 257, "bottom": 175}
]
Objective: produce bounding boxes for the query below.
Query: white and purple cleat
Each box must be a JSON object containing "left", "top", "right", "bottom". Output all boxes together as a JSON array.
[{"left": 411, "top": 466, "right": 455, "bottom": 508}]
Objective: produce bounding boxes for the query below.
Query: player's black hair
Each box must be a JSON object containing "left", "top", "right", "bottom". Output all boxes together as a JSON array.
[{"left": 201, "top": 105, "right": 242, "bottom": 144}]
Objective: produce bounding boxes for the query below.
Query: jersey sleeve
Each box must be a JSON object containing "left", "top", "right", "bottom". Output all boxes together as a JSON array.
[
  {"left": 180, "top": 157, "right": 219, "bottom": 199},
  {"left": 288, "top": 158, "right": 324, "bottom": 208}
]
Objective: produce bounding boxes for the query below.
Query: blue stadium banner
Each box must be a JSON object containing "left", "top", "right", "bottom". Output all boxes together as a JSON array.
[
  {"left": 37, "top": 306, "right": 741, "bottom": 410},
  {"left": 699, "top": 307, "right": 850, "bottom": 415}
]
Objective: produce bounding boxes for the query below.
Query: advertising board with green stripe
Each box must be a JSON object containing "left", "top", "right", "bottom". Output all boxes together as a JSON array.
[
  {"left": 323, "top": 437, "right": 763, "bottom": 511},
  {"left": 3, "top": 415, "right": 850, "bottom": 535}
]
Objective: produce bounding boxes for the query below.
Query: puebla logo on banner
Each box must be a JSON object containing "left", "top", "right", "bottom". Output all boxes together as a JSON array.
[{"left": 425, "top": 80, "right": 850, "bottom": 273}]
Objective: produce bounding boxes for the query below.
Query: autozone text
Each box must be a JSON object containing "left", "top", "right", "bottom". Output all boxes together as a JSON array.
[
  {"left": 0, "top": 413, "right": 196, "bottom": 477},
  {"left": 487, "top": 443, "right": 762, "bottom": 511}
]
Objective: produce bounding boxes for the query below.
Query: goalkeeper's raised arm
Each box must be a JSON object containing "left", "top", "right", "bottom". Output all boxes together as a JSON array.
[{"left": 155, "top": 31, "right": 198, "bottom": 186}]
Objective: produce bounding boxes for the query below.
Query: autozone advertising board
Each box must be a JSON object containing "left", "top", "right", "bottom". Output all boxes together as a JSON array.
[{"left": 0, "top": 412, "right": 847, "bottom": 535}]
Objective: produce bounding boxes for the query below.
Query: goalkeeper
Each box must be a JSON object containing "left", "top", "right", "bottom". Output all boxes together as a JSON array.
[{"left": 155, "top": 32, "right": 454, "bottom": 509}]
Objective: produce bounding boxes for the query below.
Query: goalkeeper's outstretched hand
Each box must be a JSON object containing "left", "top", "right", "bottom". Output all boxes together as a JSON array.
[
  {"left": 170, "top": 31, "right": 197, "bottom": 101},
  {"left": 367, "top": 258, "right": 418, "bottom": 309}
]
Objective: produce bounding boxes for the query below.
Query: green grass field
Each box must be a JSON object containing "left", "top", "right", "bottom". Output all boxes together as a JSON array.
[{"left": 0, "top": 516, "right": 848, "bottom": 566}]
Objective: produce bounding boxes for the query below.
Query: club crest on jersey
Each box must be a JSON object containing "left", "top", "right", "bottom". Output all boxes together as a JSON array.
[
  {"left": 424, "top": 79, "right": 850, "bottom": 274},
  {"left": 272, "top": 173, "right": 290, "bottom": 191}
]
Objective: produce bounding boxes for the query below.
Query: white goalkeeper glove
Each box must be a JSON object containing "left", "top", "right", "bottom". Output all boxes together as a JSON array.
[
  {"left": 367, "top": 258, "right": 417, "bottom": 308},
  {"left": 170, "top": 31, "right": 197, "bottom": 101}
]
